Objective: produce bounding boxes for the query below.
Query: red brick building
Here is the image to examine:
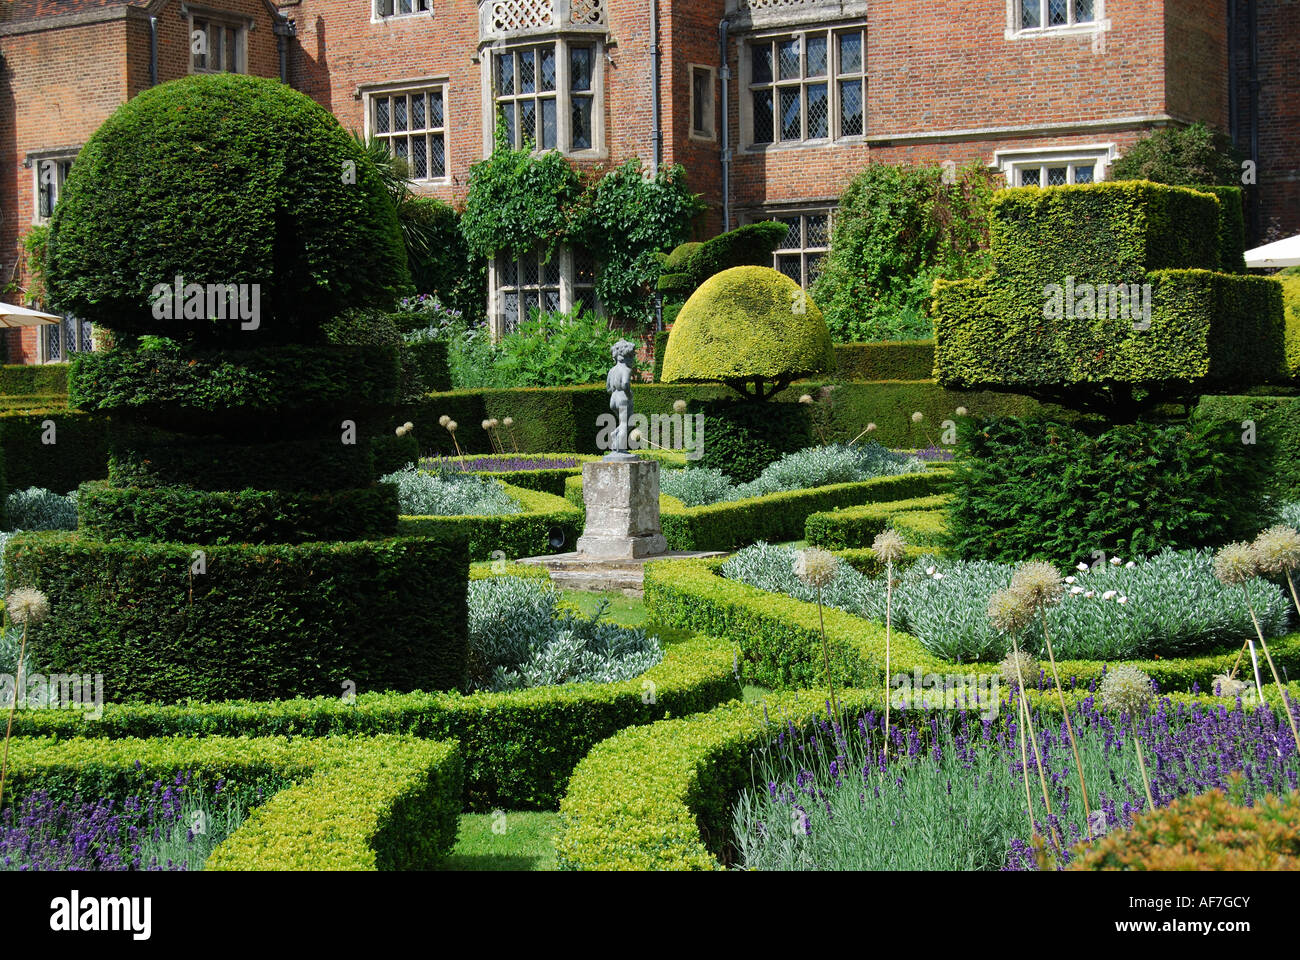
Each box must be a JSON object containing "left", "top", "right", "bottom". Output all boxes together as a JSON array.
[{"left": 2, "top": 0, "right": 1296, "bottom": 355}]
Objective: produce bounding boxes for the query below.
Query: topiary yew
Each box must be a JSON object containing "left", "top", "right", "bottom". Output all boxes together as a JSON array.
[
  {"left": 45, "top": 74, "right": 409, "bottom": 346},
  {"left": 661, "top": 266, "right": 835, "bottom": 400}
]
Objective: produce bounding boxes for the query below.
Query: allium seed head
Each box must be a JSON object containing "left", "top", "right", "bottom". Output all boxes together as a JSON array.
[
  {"left": 866, "top": 423, "right": 877, "bottom": 432},
  {"left": 394, "top": 425, "right": 406, "bottom": 436},
  {"left": 1213, "top": 542, "right": 1259, "bottom": 585},
  {"left": 672, "top": 400, "right": 687, "bottom": 414},
  {"left": 446, "top": 420, "right": 458, "bottom": 432},
  {"left": 872, "top": 529, "right": 907, "bottom": 565},
  {"left": 911, "top": 411, "right": 924, "bottom": 423},
  {"left": 955, "top": 406, "right": 968, "bottom": 417},
  {"left": 503, "top": 417, "right": 514, "bottom": 427},
  {"left": 1099, "top": 665, "right": 1155, "bottom": 717},
  {"left": 799, "top": 394, "right": 814, "bottom": 404},
  {"left": 793, "top": 548, "right": 838, "bottom": 589},
  {"left": 481, "top": 419, "right": 493, "bottom": 431},
  {"left": 1009, "top": 561, "right": 1063, "bottom": 609},
  {"left": 6, "top": 587, "right": 50, "bottom": 627},
  {"left": 629, "top": 429, "right": 643, "bottom": 444},
  {"left": 1212, "top": 673, "right": 1249, "bottom": 699},
  {"left": 987, "top": 588, "right": 1033, "bottom": 634},
  {"left": 438, "top": 415, "right": 450, "bottom": 428},
  {"left": 404, "top": 421, "right": 414, "bottom": 432},
  {"left": 1253, "top": 524, "right": 1300, "bottom": 575},
  {"left": 1000, "top": 649, "right": 1040, "bottom": 689}
]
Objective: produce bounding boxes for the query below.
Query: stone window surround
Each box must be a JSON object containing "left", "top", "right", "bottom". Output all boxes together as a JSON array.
[
  {"left": 361, "top": 77, "right": 452, "bottom": 185},
  {"left": 371, "top": 0, "right": 432, "bottom": 24},
  {"left": 689, "top": 63, "right": 718, "bottom": 142},
  {"left": 487, "top": 245, "right": 597, "bottom": 340},
  {"left": 478, "top": 33, "right": 608, "bottom": 159},
  {"left": 738, "top": 21, "right": 867, "bottom": 152},
  {"left": 183, "top": 5, "right": 252, "bottom": 75},
  {"left": 1004, "top": 0, "right": 1111, "bottom": 40},
  {"left": 26, "top": 147, "right": 79, "bottom": 225},
  {"left": 992, "top": 143, "right": 1118, "bottom": 187}
]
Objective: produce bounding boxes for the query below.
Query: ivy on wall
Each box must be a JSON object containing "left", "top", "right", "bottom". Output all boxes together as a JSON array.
[{"left": 460, "top": 122, "right": 702, "bottom": 328}]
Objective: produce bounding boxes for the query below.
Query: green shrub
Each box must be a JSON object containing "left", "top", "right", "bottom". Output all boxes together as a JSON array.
[
  {"left": 5, "top": 735, "right": 463, "bottom": 871},
  {"left": 3, "top": 486, "right": 77, "bottom": 531},
  {"left": 662, "top": 266, "right": 835, "bottom": 400},
  {"left": 888, "top": 509, "right": 949, "bottom": 547},
  {"left": 494, "top": 308, "right": 622, "bottom": 387},
  {"left": 805, "top": 493, "right": 952, "bottom": 549},
  {"left": 695, "top": 398, "right": 811, "bottom": 483},
  {"left": 0, "top": 410, "right": 108, "bottom": 504},
  {"left": 467, "top": 576, "right": 662, "bottom": 690},
  {"left": 1281, "top": 274, "right": 1300, "bottom": 382},
  {"left": 370, "top": 432, "right": 420, "bottom": 479},
  {"left": 401, "top": 196, "right": 488, "bottom": 324},
  {"left": 833, "top": 341, "right": 935, "bottom": 380},
  {"left": 1068, "top": 779, "right": 1300, "bottom": 871},
  {"left": 949, "top": 416, "right": 1269, "bottom": 565},
  {"left": 6, "top": 634, "right": 740, "bottom": 811},
  {"left": 45, "top": 74, "right": 408, "bottom": 344},
  {"left": 657, "top": 222, "right": 789, "bottom": 304},
  {"left": 1108, "top": 122, "right": 1245, "bottom": 189},
  {"left": 75, "top": 480, "right": 397, "bottom": 544},
  {"left": 1193, "top": 394, "right": 1300, "bottom": 502},
  {"left": 812, "top": 162, "right": 998, "bottom": 343},
  {"left": 381, "top": 464, "right": 521, "bottom": 516},
  {"left": 3, "top": 532, "right": 469, "bottom": 702},
  {"left": 398, "top": 483, "right": 580, "bottom": 560}
]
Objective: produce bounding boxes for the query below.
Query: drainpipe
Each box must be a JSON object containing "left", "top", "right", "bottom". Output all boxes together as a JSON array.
[
  {"left": 649, "top": 0, "right": 661, "bottom": 176},
  {"left": 1226, "top": 0, "right": 1237, "bottom": 143},
  {"left": 274, "top": 17, "right": 296, "bottom": 86},
  {"left": 719, "top": 18, "right": 731, "bottom": 232},
  {"left": 149, "top": 16, "right": 158, "bottom": 87}
]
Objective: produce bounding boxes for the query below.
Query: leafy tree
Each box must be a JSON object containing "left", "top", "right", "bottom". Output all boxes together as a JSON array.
[
  {"left": 1110, "top": 122, "right": 1244, "bottom": 187},
  {"left": 811, "top": 162, "right": 999, "bottom": 343}
]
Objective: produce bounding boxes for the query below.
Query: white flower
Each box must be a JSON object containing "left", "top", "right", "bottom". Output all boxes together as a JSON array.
[
  {"left": 925, "top": 567, "right": 937, "bottom": 576},
  {"left": 1076, "top": 562, "right": 1089, "bottom": 572},
  {"left": 955, "top": 406, "right": 968, "bottom": 417},
  {"left": 1117, "top": 596, "right": 1129, "bottom": 605},
  {"left": 911, "top": 412, "right": 924, "bottom": 423},
  {"left": 1102, "top": 590, "right": 1118, "bottom": 600},
  {"left": 1070, "top": 586, "right": 1084, "bottom": 595},
  {"left": 1125, "top": 561, "right": 1136, "bottom": 569},
  {"left": 866, "top": 423, "right": 877, "bottom": 432},
  {"left": 1084, "top": 590, "right": 1096, "bottom": 598},
  {"left": 1109, "top": 556, "right": 1122, "bottom": 566},
  {"left": 1064, "top": 575, "right": 1076, "bottom": 584},
  {"left": 932, "top": 572, "right": 944, "bottom": 581}
]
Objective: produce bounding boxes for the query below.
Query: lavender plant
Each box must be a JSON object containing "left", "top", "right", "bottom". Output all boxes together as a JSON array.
[{"left": 733, "top": 695, "right": 1300, "bottom": 871}]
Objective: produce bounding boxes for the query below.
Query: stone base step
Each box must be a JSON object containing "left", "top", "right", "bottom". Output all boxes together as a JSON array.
[{"left": 517, "top": 550, "right": 726, "bottom": 596}]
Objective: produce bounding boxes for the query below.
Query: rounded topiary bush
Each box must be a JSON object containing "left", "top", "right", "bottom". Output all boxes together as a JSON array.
[
  {"left": 661, "top": 265, "right": 834, "bottom": 399},
  {"left": 45, "top": 73, "right": 409, "bottom": 346}
]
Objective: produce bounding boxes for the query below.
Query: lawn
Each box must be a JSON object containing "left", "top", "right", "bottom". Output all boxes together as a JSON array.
[{"left": 438, "top": 811, "right": 561, "bottom": 872}]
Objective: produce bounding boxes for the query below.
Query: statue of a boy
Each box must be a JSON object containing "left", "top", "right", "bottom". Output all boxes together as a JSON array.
[{"left": 604, "top": 338, "right": 638, "bottom": 460}]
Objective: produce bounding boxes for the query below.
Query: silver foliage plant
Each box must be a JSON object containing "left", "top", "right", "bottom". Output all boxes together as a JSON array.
[
  {"left": 380, "top": 463, "right": 522, "bottom": 516},
  {"left": 2, "top": 487, "right": 78, "bottom": 532},
  {"left": 722, "top": 544, "right": 1292, "bottom": 663},
  {"left": 661, "top": 442, "right": 927, "bottom": 507},
  {"left": 467, "top": 576, "right": 662, "bottom": 691}
]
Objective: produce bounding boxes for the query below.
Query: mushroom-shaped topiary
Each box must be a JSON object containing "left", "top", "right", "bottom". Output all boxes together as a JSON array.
[{"left": 661, "top": 266, "right": 835, "bottom": 400}]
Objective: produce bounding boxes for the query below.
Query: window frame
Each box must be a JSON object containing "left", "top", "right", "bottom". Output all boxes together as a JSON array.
[
  {"left": 38, "top": 314, "right": 95, "bottom": 365},
  {"left": 364, "top": 79, "right": 452, "bottom": 185},
  {"left": 187, "top": 11, "right": 248, "bottom": 75},
  {"left": 747, "top": 208, "right": 834, "bottom": 290},
  {"left": 484, "top": 36, "right": 607, "bottom": 158},
  {"left": 30, "top": 151, "right": 76, "bottom": 225},
  {"left": 993, "top": 144, "right": 1117, "bottom": 188},
  {"left": 689, "top": 63, "right": 717, "bottom": 141},
  {"left": 741, "top": 25, "right": 866, "bottom": 150},
  {"left": 1005, "top": 0, "right": 1108, "bottom": 38},
  {"left": 371, "top": 0, "right": 432, "bottom": 22},
  {"left": 488, "top": 245, "right": 598, "bottom": 340}
]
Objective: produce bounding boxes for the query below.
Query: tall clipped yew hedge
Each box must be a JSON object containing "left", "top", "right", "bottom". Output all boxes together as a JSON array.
[{"left": 5, "top": 74, "right": 467, "bottom": 703}]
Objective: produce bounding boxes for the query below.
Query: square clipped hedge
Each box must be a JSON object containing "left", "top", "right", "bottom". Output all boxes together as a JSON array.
[
  {"left": 0, "top": 409, "right": 109, "bottom": 503},
  {"left": 3, "top": 532, "right": 469, "bottom": 702}
]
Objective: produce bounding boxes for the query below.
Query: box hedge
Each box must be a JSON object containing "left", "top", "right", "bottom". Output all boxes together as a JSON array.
[
  {"left": 1193, "top": 393, "right": 1300, "bottom": 502},
  {"left": 76, "top": 480, "right": 398, "bottom": 544},
  {"left": 4, "top": 734, "right": 462, "bottom": 871},
  {"left": 6, "top": 633, "right": 741, "bottom": 811},
  {"left": 3, "top": 532, "right": 469, "bottom": 702},
  {"left": 567, "top": 469, "right": 951, "bottom": 553},
  {"left": 805, "top": 493, "right": 953, "bottom": 549},
  {"left": 398, "top": 483, "right": 582, "bottom": 560},
  {"left": 0, "top": 363, "right": 69, "bottom": 396},
  {"left": 833, "top": 341, "right": 937, "bottom": 381},
  {"left": 0, "top": 408, "right": 109, "bottom": 503},
  {"left": 642, "top": 555, "right": 1300, "bottom": 693}
]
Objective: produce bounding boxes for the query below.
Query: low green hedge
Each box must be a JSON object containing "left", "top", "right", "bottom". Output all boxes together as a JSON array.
[
  {"left": 3, "top": 734, "right": 462, "bottom": 871},
  {"left": 888, "top": 509, "right": 949, "bottom": 547},
  {"left": 76, "top": 480, "right": 398, "bottom": 544},
  {"left": 835, "top": 544, "right": 942, "bottom": 576},
  {"left": 642, "top": 555, "right": 1300, "bottom": 693},
  {"left": 1193, "top": 393, "right": 1300, "bottom": 501},
  {"left": 398, "top": 482, "right": 582, "bottom": 560},
  {"left": 566, "top": 469, "right": 951, "bottom": 553},
  {"left": 833, "top": 341, "right": 936, "bottom": 381},
  {"left": 0, "top": 408, "right": 108, "bottom": 503},
  {"left": 7, "top": 633, "right": 741, "bottom": 811},
  {"left": 69, "top": 344, "right": 401, "bottom": 417},
  {"left": 3, "top": 532, "right": 469, "bottom": 702},
  {"left": 107, "top": 431, "right": 375, "bottom": 492},
  {"left": 0, "top": 364, "right": 69, "bottom": 395},
  {"left": 805, "top": 493, "right": 952, "bottom": 549}
]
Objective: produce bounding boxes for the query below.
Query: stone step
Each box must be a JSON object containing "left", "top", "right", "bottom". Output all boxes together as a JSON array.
[{"left": 516, "top": 549, "right": 727, "bottom": 596}]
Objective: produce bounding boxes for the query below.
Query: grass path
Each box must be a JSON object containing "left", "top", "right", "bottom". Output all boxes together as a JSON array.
[{"left": 439, "top": 812, "right": 560, "bottom": 871}]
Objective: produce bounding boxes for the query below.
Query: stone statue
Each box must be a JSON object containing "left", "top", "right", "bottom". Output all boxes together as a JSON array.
[{"left": 604, "top": 338, "right": 638, "bottom": 461}]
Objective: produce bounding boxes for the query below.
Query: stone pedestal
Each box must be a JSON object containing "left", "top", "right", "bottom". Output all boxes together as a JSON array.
[{"left": 575, "top": 458, "right": 668, "bottom": 560}]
